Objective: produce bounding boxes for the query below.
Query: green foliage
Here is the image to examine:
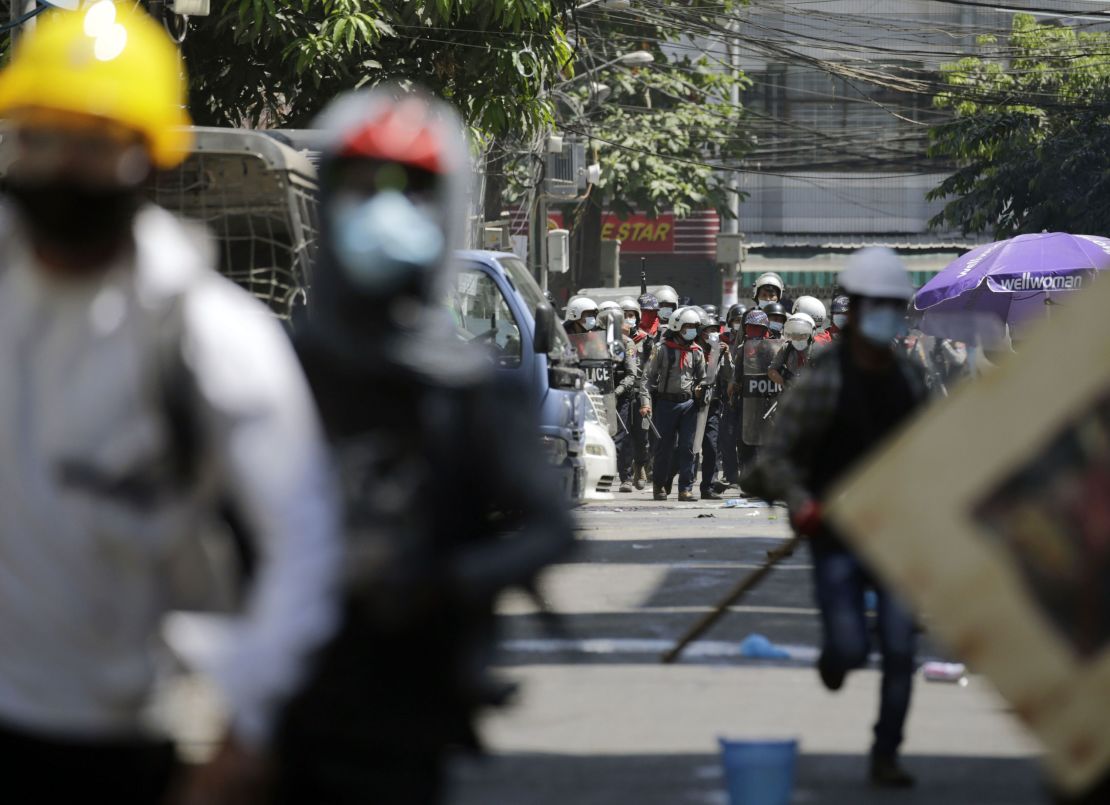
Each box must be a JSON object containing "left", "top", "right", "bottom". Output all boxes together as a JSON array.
[
  {"left": 181, "top": 0, "right": 576, "bottom": 137},
  {"left": 928, "top": 14, "right": 1110, "bottom": 238},
  {"left": 526, "top": 0, "right": 752, "bottom": 219}
]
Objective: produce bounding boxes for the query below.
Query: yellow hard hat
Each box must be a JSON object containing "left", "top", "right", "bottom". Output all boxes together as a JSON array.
[{"left": 0, "top": 2, "right": 193, "bottom": 168}]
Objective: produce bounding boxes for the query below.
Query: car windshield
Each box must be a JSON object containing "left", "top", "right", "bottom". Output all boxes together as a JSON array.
[{"left": 497, "top": 255, "right": 573, "bottom": 356}]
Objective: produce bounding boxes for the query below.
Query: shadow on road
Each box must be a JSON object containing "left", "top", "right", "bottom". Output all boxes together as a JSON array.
[{"left": 448, "top": 750, "right": 1047, "bottom": 805}]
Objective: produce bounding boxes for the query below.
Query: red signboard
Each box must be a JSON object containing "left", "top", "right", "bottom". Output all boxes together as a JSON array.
[
  {"left": 602, "top": 213, "right": 675, "bottom": 253},
  {"left": 544, "top": 211, "right": 681, "bottom": 254}
]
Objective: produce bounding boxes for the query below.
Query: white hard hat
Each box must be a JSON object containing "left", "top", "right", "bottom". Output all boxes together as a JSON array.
[
  {"left": 618, "top": 296, "right": 641, "bottom": 315},
  {"left": 673, "top": 307, "right": 703, "bottom": 331},
  {"left": 753, "top": 272, "right": 784, "bottom": 294},
  {"left": 839, "top": 247, "right": 914, "bottom": 301},
  {"left": 784, "top": 313, "right": 816, "bottom": 339},
  {"left": 565, "top": 296, "right": 599, "bottom": 323},
  {"left": 655, "top": 286, "right": 680, "bottom": 307},
  {"left": 792, "top": 296, "right": 826, "bottom": 329},
  {"left": 598, "top": 300, "right": 621, "bottom": 313}
]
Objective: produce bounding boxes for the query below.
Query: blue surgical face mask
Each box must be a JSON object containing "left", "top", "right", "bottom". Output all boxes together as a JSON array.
[
  {"left": 682, "top": 327, "right": 697, "bottom": 341},
  {"left": 769, "top": 321, "right": 784, "bottom": 334},
  {"left": 659, "top": 306, "right": 675, "bottom": 320},
  {"left": 858, "top": 303, "right": 907, "bottom": 346},
  {"left": 331, "top": 190, "right": 444, "bottom": 293},
  {"left": 582, "top": 316, "right": 597, "bottom": 330},
  {"left": 833, "top": 314, "right": 848, "bottom": 329}
]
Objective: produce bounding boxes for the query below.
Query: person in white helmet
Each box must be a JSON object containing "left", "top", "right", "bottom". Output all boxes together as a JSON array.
[
  {"left": 792, "top": 296, "right": 827, "bottom": 334},
  {"left": 756, "top": 247, "right": 929, "bottom": 789},
  {"left": 769, "top": 312, "right": 816, "bottom": 389},
  {"left": 643, "top": 306, "right": 706, "bottom": 501},
  {"left": 564, "top": 296, "right": 599, "bottom": 335},
  {"left": 752, "top": 272, "right": 787, "bottom": 311},
  {"left": 653, "top": 286, "right": 681, "bottom": 338}
]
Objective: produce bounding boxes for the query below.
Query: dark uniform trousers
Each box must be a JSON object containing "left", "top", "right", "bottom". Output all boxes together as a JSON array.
[
  {"left": 699, "top": 398, "right": 721, "bottom": 495},
  {"left": 653, "top": 397, "right": 698, "bottom": 492}
]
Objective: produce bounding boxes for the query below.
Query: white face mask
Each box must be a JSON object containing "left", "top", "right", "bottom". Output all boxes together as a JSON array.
[
  {"left": 757, "top": 299, "right": 772, "bottom": 310},
  {"left": 706, "top": 332, "right": 720, "bottom": 344},
  {"left": 582, "top": 316, "right": 597, "bottom": 330},
  {"left": 659, "top": 306, "right": 675, "bottom": 320},
  {"left": 731, "top": 322, "right": 743, "bottom": 332},
  {"left": 790, "top": 338, "right": 809, "bottom": 352},
  {"left": 833, "top": 314, "right": 848, "bottom": 329}
]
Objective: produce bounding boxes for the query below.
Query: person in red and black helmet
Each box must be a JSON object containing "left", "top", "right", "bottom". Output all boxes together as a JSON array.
[{"left": 280, "top": 88, "right": 574, "bottom": 805}]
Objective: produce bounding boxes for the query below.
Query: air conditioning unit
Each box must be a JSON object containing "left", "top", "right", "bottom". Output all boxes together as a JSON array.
[{"left": 545, "top": 141, "right": 586, "bottom": 200}]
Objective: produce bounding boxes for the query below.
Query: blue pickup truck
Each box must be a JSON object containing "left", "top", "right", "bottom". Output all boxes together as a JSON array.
[{"left": 451, "top": 250, "right": 587, "bottom": 504}]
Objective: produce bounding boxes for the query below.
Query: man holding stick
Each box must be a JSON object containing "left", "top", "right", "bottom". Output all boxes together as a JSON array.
[{"left": 758, "top": 247, "right": 929, "bottom": 789}]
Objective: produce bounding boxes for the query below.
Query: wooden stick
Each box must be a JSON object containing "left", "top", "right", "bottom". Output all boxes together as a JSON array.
[{"left": 661, "top": 536, "right": 802, "bottom": 664}]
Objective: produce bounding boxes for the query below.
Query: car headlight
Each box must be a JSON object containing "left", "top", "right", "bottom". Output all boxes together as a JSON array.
[
  {"left": 539, "top": 435, "right": 568, "bottom": 465},
  {"left": 585, "top": 443, "right": 607, "bottom": 456}
]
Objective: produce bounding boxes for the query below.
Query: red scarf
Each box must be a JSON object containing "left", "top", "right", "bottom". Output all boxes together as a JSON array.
[
  {"left": 664, "top": 338, "right": 702, "bottom": 369},
  {"left": 640, "top": 310, "right": 660, "bottom": 335}
]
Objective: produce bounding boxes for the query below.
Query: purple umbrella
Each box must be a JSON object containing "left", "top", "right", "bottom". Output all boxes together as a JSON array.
[{"left": 914, "top": 232, "right": 1110, "bottom": 342}]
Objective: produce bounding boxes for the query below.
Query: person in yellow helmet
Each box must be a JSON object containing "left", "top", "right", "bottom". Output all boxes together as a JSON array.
[{"left": 0, "top": 5, "right": 341, "bottom": 804}]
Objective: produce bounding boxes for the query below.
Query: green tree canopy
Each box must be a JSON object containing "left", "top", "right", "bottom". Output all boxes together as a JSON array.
[
  {"left": 553, "top": 0, "right": 751, "bottom": 218},
  {"left": 928, "top": 13, "right": 1110, "bottom": 238},
  {"left": 180, "top": 1, "right": 576, "bottom": 138}
]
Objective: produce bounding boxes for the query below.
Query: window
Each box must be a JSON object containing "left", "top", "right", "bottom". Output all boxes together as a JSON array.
[{"left": 450, "top": 268, "right": 523, "bottom": 367}]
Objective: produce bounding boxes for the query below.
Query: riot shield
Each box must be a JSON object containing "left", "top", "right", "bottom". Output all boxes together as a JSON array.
[
  {"left": 694, "top": 340, "right": 723, "bottom": 453},
  {"left": 570, "top": 330, "right": 619, "bottom": 437},
  {"left": 741, "top": 339, "right": 784, "bottom": 446}
]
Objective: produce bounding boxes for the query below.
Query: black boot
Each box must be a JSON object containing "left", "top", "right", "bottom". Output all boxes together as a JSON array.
[{"left": 869, "top": 754, "right": 916, "bottom": 788}]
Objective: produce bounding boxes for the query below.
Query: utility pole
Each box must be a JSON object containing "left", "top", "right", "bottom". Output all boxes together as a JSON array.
[{"left": 720, "top": 17, "right": 742, "bottom": 309}]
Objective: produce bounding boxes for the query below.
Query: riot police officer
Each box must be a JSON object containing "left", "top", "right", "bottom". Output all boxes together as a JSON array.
[
  {"left": 735, "top": 309, "right": 782, "bottom": 482},
  {"left": 792, "top": 296, "right": 827, "bottom": 336},
  {"left": 769, "top": 313, "right": 816, "bottom": 389},
  {"left": 565, "top": 297, "right": 599, "bottom": 335},
  {"left": 696, "top": 309, "right": 731, "bottom": 500},
  {"left": 718, "top": 303, "right": 748, "bottom": 487},
  {"left": 753, "top": 272, "right": 786, "bottom": 310},
  {"left": 278, "top": 88, "right": 575, "bottom": 804},
  {"left": 604, "top": 302, "right": 646, "bottom": 493},
  {"left": 818, "top": 295, "right": 850, "bottom": 344},
  {"left": 654, "top": 286, "right": 681, "bottom": 339},
  {"left": 764, "top": 301, "right": 789, "bottom": 339},
  {"left": 620, "top": 296, "right": 653, "bottom": 490},
  {"left": 644, "top": 307, "right": 706, "bottom": 501}
]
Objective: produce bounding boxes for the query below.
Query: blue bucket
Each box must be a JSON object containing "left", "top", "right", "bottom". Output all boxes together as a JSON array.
[{"left": 718, "top": 738, "right": 797, "bottom": 805}]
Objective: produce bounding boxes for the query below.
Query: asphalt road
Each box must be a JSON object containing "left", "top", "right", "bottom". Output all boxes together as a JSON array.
[{"left": 447, "top": 491, "right": 1048, "bottom": 805}]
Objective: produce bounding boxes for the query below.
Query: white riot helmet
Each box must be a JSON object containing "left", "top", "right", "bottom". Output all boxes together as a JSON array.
[
  {"left": 792, "top": 296, "right": 827, "bottom": 330},
  {"left": 565, "top": 296, "right": 599, "bottom": 329},
  {"left": 672, "top": 307, "right": 703, "bottom": 341},
  {"left": 784, "top": 313, "right": 815, "bottom": 351},
  {"left": 667, "top": 305, "right": 689, "bottom": 333},
  {"left": 838, "top": 247, "right": 914, "bottom": 301},
  {"left": 750, "top": 269, "right": 785, "bottom": 308},
  {"left": 618, "top": 296, "right": 641, "bottom": 316},
  {"left": 655, "top": 286, "right": 680, "bottom": 320},
  {"left": 598, "top": 300, "right": 622, "bottom": 314}
]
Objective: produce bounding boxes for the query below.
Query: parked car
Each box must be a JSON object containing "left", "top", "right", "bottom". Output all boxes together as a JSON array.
[
  {"left": 581, "top": 385, "right": 618, "bottom": 502},
  {"left": 452, "top": 250, "right": 588, "bottom": 504}
]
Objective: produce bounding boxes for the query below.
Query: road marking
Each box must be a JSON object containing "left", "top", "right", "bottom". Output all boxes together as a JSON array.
[{"left": 500, "top": 637, "right": 822, "bottom": 662}]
